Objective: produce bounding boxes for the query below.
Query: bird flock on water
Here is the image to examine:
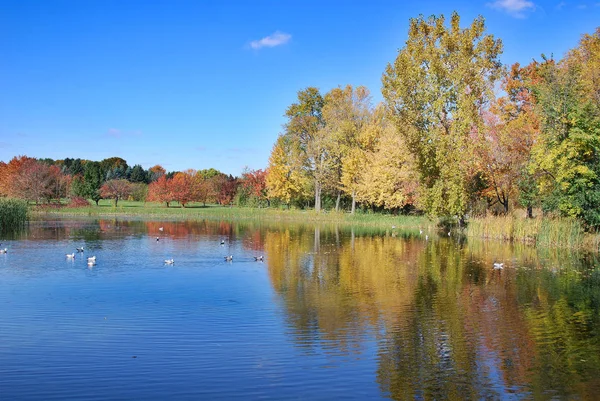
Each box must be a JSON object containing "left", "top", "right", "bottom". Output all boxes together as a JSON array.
[
  {"left": 0, "top": 229, "right": 265, "bottom": 268},
  {"left": 1, "top": 226, "right": 507, "bottom": 270}
]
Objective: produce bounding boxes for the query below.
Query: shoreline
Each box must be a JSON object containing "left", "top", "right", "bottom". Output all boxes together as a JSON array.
[{"left": 28, "top": 202, "right": 599, "bottom": 251}]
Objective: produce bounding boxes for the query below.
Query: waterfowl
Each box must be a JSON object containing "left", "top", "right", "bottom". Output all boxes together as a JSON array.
[
  {"left": 493, "top": 262, "right": 504, "bottom": 270},
  {"left": 87, "top": 256, "right": 96, "bottom": 262},
  {"left": 156, "top": 237, "right": 160, "bottom": 242},
  {"left": 159, "top": 227, "right": 164, "bottom": 232},
  {"left": 164, "top": 259, "right": 174, "bottom": 265},
  {"left": 253, "top": 256, "right": 264, "bottom": 261},
  {"left": 0, "top": 248, "right": 7, "bottom": 254},
  {"left": 224, "top": 255, "right": 233, "bottom": 261},
  {"left": 220, "top": 239, "right": 225, "bottom": 245},
  {"left": 76, "top": 247, "right": 84, "bottom": 253},
  {"left": 66, "top": 253, "right": 75, "bottom": 259},
  {"left": 87, "top": 261, "right": 96, "bottom": 267}
]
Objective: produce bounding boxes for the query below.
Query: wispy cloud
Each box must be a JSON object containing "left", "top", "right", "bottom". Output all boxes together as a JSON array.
[
  {"left": 0, "top": 141, "right": 11, "bottom": 148},
  {"left": 556, "top": 1, "right": 566, "bottom": 9},
  {"left": 107, "top": 128, "right": 122, "bottom": 138},
  {"left": 249, "top": 31, "right": 291, "bottom": 50},
  {"left": 488, "top": 0, "right": 536, "bottom": 17}
]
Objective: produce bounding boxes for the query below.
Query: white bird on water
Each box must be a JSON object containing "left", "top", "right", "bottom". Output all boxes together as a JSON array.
[
  {"left": 0, "top": 248, "right": 7, "bottom": 254},
  {"left": 66, "top": 253, "right": 75, "bottom": 259},
  {"left": 164, "top": 259, "right": 174, "bottom": 265},
  {"left": 87, "top": 256, "right": 96, "bottom": 263},
  {"left": 224, "top": 255, "right": 233, "bottom": 261},
  {"left": 76, "top": 247, "right": 84, "bottom": 253},
  {"left": 254, "top": 256, "right": 264, "bottom": 261},
  {"left": 493, "top": 262, "right": 504, "bottom": 270}
]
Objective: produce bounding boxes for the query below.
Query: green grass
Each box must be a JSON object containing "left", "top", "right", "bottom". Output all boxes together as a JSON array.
[
  {"left": 0, "top": 198, "right": 28, "bottom": 234},
  {"left": 32, "top": 199, "right": 433, "bottom": 231}
]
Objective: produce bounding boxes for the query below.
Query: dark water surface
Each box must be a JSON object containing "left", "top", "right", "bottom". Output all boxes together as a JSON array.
[{"left": 1, "top": 219, "right": 600, "bottom": 400}]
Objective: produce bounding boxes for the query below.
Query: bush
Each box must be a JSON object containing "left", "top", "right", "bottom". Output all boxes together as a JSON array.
[{"left": 68, "top": 196, "right": 90, "bottom": 208}]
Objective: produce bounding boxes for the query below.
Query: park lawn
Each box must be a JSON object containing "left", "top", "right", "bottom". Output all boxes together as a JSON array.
[{"left": 31, "top": 199, "right": 434, "bottom": 232}]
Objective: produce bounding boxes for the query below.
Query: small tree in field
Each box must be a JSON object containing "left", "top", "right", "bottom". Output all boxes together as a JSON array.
[
  {"left": 100, "top": 179, "right": 132, "bottom": 207},
  {"left": 169, "top": 172, "right": 194, "bottom": 207},
  {"left": 147, "top": 175, "right": 172, "bottom": 207}
]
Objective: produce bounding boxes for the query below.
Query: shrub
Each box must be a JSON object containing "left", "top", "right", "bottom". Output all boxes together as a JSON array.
[{"left": 68, "top": 196, "right": 90, "bottom": 208}]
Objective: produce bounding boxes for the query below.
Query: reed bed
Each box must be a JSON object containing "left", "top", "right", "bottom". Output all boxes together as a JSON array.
[
  {"left": 0, "top": 198, "right": 28, "bottom": 233},
  {"left": 467, "top": 215, "right": 585, "bottom": 249}
]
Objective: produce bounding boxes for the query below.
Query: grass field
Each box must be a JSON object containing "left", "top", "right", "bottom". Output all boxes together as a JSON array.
[{"left": 31, "top": 200, "right": 435, "bottom": 232}]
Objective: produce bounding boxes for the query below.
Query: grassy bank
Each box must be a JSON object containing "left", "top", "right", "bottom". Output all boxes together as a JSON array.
[
  {"left": 31, "top": 200, "right": 434, "bottom": 231},
  {"left": 31, "top": 200, "right": 599, "bottom": 250},
  {"left": 0, "top": 198, "right": 28, "bottom": 234}
]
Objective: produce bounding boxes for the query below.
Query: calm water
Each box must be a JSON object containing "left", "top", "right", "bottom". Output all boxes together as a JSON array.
[{"left": 1, "top": 219, "right": 600, "bottom": 400}]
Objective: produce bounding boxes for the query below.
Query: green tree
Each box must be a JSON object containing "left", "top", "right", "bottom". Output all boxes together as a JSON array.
[
  {"left": 382, "top": 12, "right": 503, "bottom": 219},
  {"left": 529, "top": 49, "right": 600, "bottom": 227},
  {"left": 284, "top": 87, "right": 326, "bottom": 211},
  {"left": 83, "top": 161, "right": 103, "bottom": 205},
  {"left": 129, "top": 164, "right": 148, "bottom": 183}
]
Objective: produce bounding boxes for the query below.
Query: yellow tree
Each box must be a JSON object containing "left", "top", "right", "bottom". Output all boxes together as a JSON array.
[
  {"left": 266, "top": 134, "right": 310, "bottom": 207},
  {"left": 356, "top": 117, "right": 418, "bottom": 210},
  {"left": 382, "top": 12, "right": 503, "bottom": 220},
  {"left": 322, "top": 85, "right": 372, "bottom": 212}
]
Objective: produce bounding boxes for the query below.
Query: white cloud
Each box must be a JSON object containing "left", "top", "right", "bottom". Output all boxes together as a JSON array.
[
  {"left": 488, "top": 0, "right": 536, "bottom": 17},
  {"left": 249, "top": 31, "right": 291, "bottom": 50}
]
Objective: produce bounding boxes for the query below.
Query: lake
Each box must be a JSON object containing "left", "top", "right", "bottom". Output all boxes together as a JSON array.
[{"left": 1, "top": 218, "right": 599, "bottom": 400}]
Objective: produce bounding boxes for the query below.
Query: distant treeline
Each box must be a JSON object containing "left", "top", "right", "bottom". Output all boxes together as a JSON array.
[{"left": 0, "top": 156, "right": 267, "bottom": 208}]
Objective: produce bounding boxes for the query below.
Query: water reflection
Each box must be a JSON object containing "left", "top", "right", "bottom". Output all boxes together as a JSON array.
[
  {"left": 2, "top": 219, "right": 600, "bottom": 399},
  {"left": 262, "top": 225, "right": 600, "bottom": 399}
]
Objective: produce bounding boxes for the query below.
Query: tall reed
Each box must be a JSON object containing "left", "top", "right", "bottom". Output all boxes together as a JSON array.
[
  {"left": 467, "top": 215, "right": 585, "bottom": 249},
  {"left": 0, "top": 198, "right": 28, "bottom": 233}
]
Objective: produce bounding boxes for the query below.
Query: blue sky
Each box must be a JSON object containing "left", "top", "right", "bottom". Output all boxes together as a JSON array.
[{"left": 1, "top": 0, "right": 599, "bottom": 175}]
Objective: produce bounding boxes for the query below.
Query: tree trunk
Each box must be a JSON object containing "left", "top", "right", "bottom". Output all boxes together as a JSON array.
[
  {"left": 95, "top": 199, "right": 99, "bottom": 206},
  {"left": 335, "top": 191, "right": 341, "bottom": 212},
  {"left": 114, "top": 197, "right": 118, "bottom": 207},
  {"left": 351, "top": 191, "right": 356, "bottom": 214},
  {"left": 314, "top": 180, "right": 321, "bottom": 212},
  {"left": 527, "top": 205, "right": 533, "bottom": 219},
  {"left": 166, "top": 202, "right": 170, "bottom": 208}
]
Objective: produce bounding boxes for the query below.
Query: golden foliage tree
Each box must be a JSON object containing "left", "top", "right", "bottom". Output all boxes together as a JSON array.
[{"left": 382, "top": 12, "right": 503, "bottom": 219}]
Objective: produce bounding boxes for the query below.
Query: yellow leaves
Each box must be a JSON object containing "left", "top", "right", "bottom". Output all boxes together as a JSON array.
[{"left": 355, "top": 124, "right": 418, "bottom": 209}]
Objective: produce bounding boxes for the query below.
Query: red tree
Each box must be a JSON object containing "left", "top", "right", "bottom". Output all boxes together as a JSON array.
[
  {"left": 169, "top": 172, "right": 194, "bottom": 207},
  {"left": 100, "top": 179, "right": 132, "bottom": 207},
  {"left": 147, "top": 175, "right": 173, "bottom": 207},
  {"left": 240, "top": 168, "right": 268, "bottom": 205}
]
